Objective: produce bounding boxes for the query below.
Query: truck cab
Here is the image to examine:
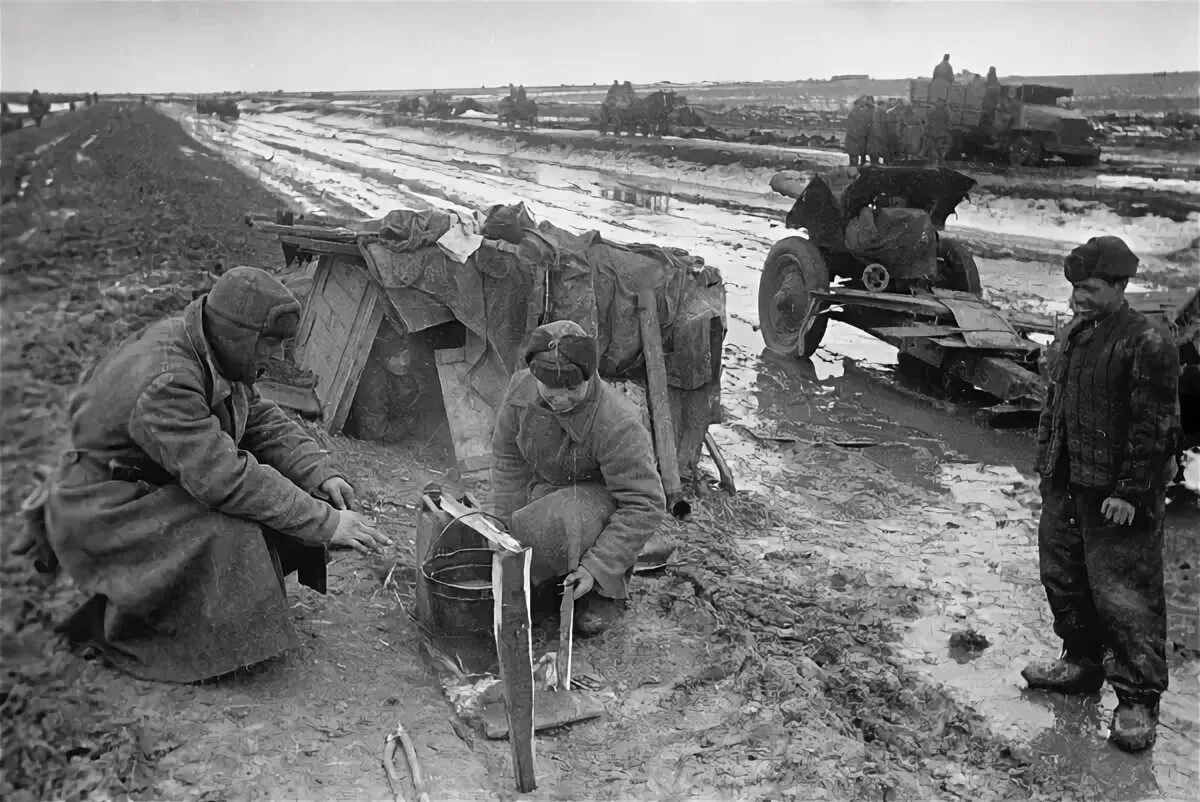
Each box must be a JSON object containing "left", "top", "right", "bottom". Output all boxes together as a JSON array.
[
  {"left": 908, "top": 78, "right": 1102, "bottom": 167},
  {"left": 1000, "top": 84, "right": 1101, "bottom": 167}
]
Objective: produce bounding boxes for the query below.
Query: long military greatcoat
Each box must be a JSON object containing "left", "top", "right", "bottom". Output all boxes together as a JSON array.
[
  {"left": 491, "top": 370, "right": 665, "bottom": 599},
  {"left": 44, "top": 298, "right": 343, "bottom": 682}
]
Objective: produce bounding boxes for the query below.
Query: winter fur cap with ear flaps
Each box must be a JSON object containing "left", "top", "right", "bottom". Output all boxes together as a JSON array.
[
  {"left": 205, "top": 266, "right": 302, "bottom": 338},
  {"left": 202, "top": 266, "right": 302, "bottom": 382},
  {"left": 1064, "top": 236, "right": 1139, "bottom": 283},
  {"left": 523, "top": 319, "right": 597, "bottom": 389}
]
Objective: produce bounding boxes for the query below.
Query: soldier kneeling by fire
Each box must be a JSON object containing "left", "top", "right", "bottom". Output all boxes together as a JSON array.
[
  {"left": 491, "top": 320, "right": 666, "bottom": 637},
  {"left": 17, "top": 267, "right": 390, "bottom": 683}
]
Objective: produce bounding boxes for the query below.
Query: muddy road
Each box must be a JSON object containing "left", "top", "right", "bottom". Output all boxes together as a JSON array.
[
  {"left": 166, "top": 104, "right": 1200, "bottom": 797},
  {"left": 3, "top": 104, "right": 1196, "bottom": 800}
]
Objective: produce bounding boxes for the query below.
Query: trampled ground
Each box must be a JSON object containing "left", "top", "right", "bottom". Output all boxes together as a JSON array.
[{"left": 2, "top": 103, "right": 1196, "bottom": 801}]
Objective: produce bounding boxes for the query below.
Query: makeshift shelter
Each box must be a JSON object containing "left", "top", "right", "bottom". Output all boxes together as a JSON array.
[{"left": 250, "top": 204, "right": 727, "bottom": 487}]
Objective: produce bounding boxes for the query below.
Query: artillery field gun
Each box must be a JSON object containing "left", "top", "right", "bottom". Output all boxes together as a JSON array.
[{"left": 760, "top": 166, "right": 1198, "bottom": 450}]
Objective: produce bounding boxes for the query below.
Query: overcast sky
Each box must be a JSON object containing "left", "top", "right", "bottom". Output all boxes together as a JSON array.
[{"left": 2, "top": 0, "right": 1197, "bottom": 93}]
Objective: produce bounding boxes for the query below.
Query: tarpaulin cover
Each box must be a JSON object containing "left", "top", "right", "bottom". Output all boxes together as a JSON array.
[
  {"left": 348, "top": 205, "right": 727, "bottom": 468},
  {"left": 844, "top": 206, "right": 938, "bottom": 280}
]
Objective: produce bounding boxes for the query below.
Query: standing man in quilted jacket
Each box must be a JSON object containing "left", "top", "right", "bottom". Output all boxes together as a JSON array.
[
  {"left": 31, "top": 267, "right": 389, "bottom": 683},
  {"left": 491, "top": 320, "right": 666, "bottom": 636},
  {"left": 1024, "top": 236, "right": 1181, "bottom": 752}
]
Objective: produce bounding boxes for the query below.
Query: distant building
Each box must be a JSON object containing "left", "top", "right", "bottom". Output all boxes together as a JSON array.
[{"left": 831, "top": 74, "right": 871, "bottom": 81}]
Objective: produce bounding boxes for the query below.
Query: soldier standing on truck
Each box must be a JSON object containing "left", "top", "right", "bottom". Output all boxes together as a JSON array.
[
  {"left": 982, "top": 67, "right": 1002, "bottom": 130},
  {"left": 605, "top": 80, "right": 620, "bottom": 104},
  {"left": 922, "top": 97, "right": 951, "bottom": 165},
  {"left": 1024, "top": 235, "right": 1180, "bottom": 753},
  {"left": 933, "top": 54, "right": 954, "bottom": 82}
]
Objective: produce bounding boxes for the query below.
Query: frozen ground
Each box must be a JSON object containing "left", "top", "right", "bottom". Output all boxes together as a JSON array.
[{"left": 159, "top": 103, "right": 1200, "bottom": 799}]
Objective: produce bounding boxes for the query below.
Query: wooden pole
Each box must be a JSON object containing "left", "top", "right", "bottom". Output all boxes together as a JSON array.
[
  {"left": 493, "top": 548, "right": 537, "bottom": 792},
  {"left": 637, "top": 289, "right": 689, "bottom": 518}
]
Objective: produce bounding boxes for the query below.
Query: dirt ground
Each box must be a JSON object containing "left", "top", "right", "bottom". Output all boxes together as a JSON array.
[{"left": 1, "top": 104, "right": 1193, "bottom": 801}]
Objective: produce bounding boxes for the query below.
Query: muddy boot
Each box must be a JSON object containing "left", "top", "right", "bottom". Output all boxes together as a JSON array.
[
  {"left": 1109, "top": 699, "right": 1159, "bottom": 752},
  {"left": 1021, "top": 648, "right": 1105, "bottom": 694},
  {"left": 575, "top": 593, "right": 626, "bottom": 638}
]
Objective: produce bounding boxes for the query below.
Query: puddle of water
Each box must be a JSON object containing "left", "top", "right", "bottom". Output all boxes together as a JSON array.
[{"left": 599, "top": 185, "right": 671, "bottom": 213}]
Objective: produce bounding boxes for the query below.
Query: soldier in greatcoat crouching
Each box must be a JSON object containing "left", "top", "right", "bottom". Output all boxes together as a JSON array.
[
  {"left": 22, "top": 267, "right": 389, "bottom": 682},
  {"left": 1023, "top": 236, "right": 1181, "bottom": 752},
  {"left": 490, "top": 320, "right": 666, "bottom": 637}
]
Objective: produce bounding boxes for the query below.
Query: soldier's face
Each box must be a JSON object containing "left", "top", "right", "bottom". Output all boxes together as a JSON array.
[
  {"left": 1071, "top": 277, "right": 1125, "bottom": 321},
  {"left": 536, "top": 378, "right": 590, "bottom": 413}
]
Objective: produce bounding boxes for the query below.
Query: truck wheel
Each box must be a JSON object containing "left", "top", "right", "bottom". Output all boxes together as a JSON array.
[
  {"left": 759, "top": 237, "right": 830, "bottom": 357},
  {"left": 937, "top": 238, "right": 982, "bottom": 295},
  {"left": 1009, "top": 136, "right": 1043, "bottom": 167}
]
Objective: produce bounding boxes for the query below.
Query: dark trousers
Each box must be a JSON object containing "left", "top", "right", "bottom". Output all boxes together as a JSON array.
[{"left": 1037, "top": 479, "right": 1168, "bottom": 702}]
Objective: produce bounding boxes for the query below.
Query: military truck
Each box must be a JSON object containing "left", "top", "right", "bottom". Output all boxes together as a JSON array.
[{"left": 911, "top": 78, "right": 1101, "bottom": 167}]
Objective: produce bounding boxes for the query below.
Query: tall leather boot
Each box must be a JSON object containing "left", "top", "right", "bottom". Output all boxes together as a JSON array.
[{"left": 1021, "top": 647, "right": 1105, "bottom": 694}]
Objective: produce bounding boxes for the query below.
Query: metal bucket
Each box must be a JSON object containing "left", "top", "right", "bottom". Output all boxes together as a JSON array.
[{"left": 422, "top": 548, "right": 494, "bottom": 637}]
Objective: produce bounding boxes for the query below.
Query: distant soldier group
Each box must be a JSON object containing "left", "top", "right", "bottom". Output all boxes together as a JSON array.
[
  {"left": 842, "top": 53, "right": 981, "bottom": 167},
  {"left": 845, "top": 95, "right": 947, "bottom": 166},
  {"left": 604, "top": 80, "right": 638, "bottom": 109}
]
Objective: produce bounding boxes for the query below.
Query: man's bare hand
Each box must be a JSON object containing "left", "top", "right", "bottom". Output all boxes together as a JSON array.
[
  {"left": 318, "top": 477, "right": 357, "bottom": 510},
  {"left": 563, "top": 565, "right": 595, "bottom": 600},
  {"left": 330, "top": 510, "right": 391, "bottom": 553},
  {"left": 1101, "top": 496, "right": 1136, "bottom": 526}
]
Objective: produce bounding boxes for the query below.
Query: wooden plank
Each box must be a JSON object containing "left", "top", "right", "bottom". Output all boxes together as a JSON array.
[
  {"left": 435, "top": 347, "right": 499, "bottom": 481},
  {"left": 493, "top": 548, "right": 537, "bottom": 792},
  {"left": 293, "top": 256, "right": 333, "bottom": 372},
  {"left": 481, "top": 689, "right": 603, "bottom": 739},
  {"left": 328, "top": 278, "right": 383, "bottom": 433},
  {"left": 637, "top": 289, "right": 684, "bottom": 516},
  {"left": 250, "top": 220, "right": 357, "bottom": 241},
  {"left": 278, "top": 235, "right": 360, "bottom": 256},
  {"left": 293, "top": 255, "right": 385, "bottom": 433}
]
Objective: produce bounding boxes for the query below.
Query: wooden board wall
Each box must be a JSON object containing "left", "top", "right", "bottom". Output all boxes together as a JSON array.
[
  {"left": 294, "top": 255, "right": 385, "bottom": 433},
  {"left": 434, "top": 346, "right": 498, "bottom": 483}
]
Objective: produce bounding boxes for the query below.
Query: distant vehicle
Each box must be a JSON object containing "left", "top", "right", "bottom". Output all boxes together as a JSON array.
[
  {"left": 597, "top": 89, "right": 704, "bottom": 136},
  {"left": 196, "top": 96, "right": 240, "bottom": 122},
  {"left": 498, "top": 96, "right": 538, "bottom": 129},
  {"left": 910, "top": 79, "right": 1102, "bottom": 167}
]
